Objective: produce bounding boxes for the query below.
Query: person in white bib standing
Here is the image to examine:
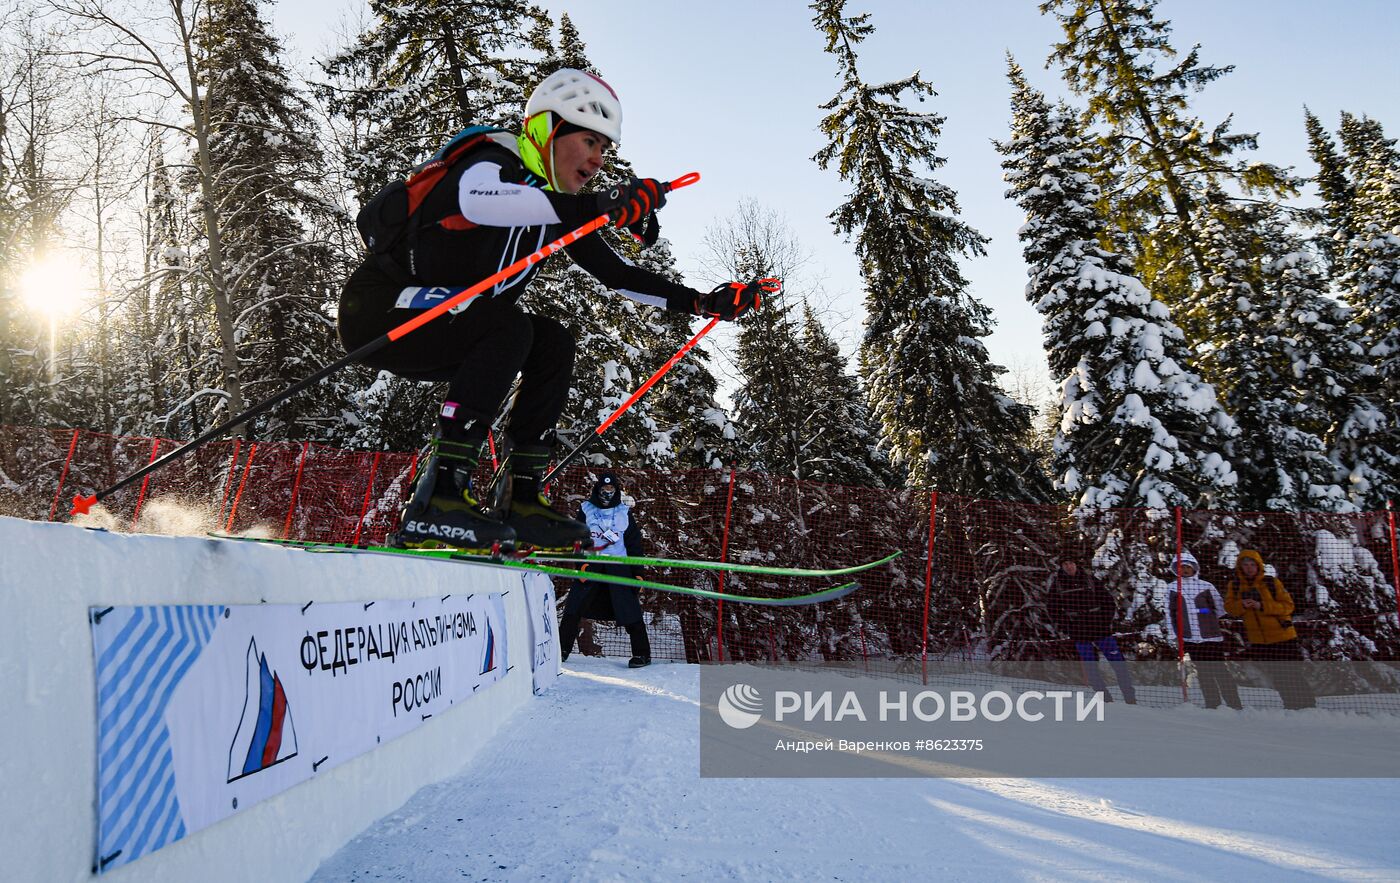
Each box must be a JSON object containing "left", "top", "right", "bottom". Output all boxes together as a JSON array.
[
  {"left": 1167, "top": 550, "right": 1242, "bottom": 710},
  {"left": 560, "top": 472, "right": 651, "bottom": 668}
]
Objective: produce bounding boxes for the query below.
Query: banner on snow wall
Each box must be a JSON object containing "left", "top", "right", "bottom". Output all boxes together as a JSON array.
[
  {"left": 524, "top": 573, "right": 560, "bottom": 694},
  {"left": 89, "top": 593, "right": 508, "bottom": 873}
]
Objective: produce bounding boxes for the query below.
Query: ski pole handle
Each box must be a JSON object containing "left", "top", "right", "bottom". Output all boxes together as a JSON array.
[{"left": 666, "top": 172, "right": 700, "bottom": 193}]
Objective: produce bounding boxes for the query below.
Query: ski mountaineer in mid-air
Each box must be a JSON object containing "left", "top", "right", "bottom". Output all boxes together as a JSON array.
[{"left": 338, "top": 68, "right": 764, "bottom": 552}]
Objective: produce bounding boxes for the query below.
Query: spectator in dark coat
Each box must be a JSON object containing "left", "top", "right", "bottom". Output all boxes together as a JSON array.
[{"left": 1047, "top": 555, "right": 1137, "bottom": 704}]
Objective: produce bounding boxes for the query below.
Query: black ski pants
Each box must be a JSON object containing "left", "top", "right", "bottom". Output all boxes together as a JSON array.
[
  {"left": 339, "top": 261, "right": 574, "bottom": 445},
  {"left": 1245, "top": 639, "right": 1316, "bottom": 709},
  {"left": 1184, "top": 641, "right": 1242, "bottom": 709},
  {"left": 559, "top": 579, "right": 649, "bottom": 659}
]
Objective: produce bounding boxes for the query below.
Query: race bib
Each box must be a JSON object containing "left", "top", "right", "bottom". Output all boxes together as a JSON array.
[{"left": 395, "top": 286, "right": 479, "bottom": 316}]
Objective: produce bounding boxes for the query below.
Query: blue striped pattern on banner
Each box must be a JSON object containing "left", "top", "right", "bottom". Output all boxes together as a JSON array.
[{"left": 93, "top": 605, "right": 223, "bottom": 873}]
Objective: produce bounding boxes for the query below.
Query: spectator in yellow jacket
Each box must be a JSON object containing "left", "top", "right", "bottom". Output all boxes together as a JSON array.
[{"left": 1224, "top": 549, "right": 1315, "bottom": 709}]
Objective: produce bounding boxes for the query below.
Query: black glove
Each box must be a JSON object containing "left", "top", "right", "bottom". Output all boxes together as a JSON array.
[
  {"left": 626, "top": 211, "right": 661, "bottom": 248},
  {"left": 596, "top": 178, "right": 667, "bottom": 228},
  {"left": 694, "top": 280, "right": 765, "bottom": 321}
]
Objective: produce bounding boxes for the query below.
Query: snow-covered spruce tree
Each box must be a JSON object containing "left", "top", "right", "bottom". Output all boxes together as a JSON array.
[
  {"left": 1041, "top": 0, "right": 1295, "bottom": 341},
  {"left": 1299, "top": 113, "right": 1400, "bottom": 508},
  {"left": 543, "top": 12, "right": 589, "bottom": 76},
  {"left": 1338, "top": 113, "right": 1400, "bottom": 234},
  {"left": 320, "top": 0, "right": 549, "bottom": 202},
  {"left": 731, "top": 275, "right": 813, "bottom": 477},
  {"left": 195, "top": 0, "right": 346, "bottom": 441},
  {"left": 1335, "top": 114, "right": 1400, "bottom": 506},
  {"left": 1186, "top": 200, "right": 1399, "bottom": 662},
  {"left": 997, "top": 60, "right": 1238, "bottom": 657},
  {"left": 1304, "top": 519, "right": 1400, "bottom": 662},
  {"left": 810, "top": 0, "right": 1050, "bottom": 501},
  {"left": 1266, "top": 215, "right": 1400, "bottom": 663},
  {"left": 1188, "top": 191, "right": 1348, "bottom": 513},
  {"left": 1260, "top": 229, "right": 1393, "bottom": 512},
  {"left": 1303, "top": 109, "right": 1356, "bottom": 282},
  {"left": 797, "top": 302, "right": 895, "bottom": 487},
  {"left": 694, "top": 205, "right": 885, "bottom": 487},
  {"left": 998, "top": 61, "right": 1238, "bottom": 512}
]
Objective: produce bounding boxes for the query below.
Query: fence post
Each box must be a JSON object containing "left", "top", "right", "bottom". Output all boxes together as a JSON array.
[
  {"left": 1388, "top": 500, "right": 1400, "bottom": 619},
  {"left": 48, "top": 428, "right": 81, "bottom": 521},
  {"left": 922, "top": 490, "right": 938, "bottom": 686},
  {"left": 716, "top": 467, "right": 737, "bottom": 663},
  {"left": 1175, "top": 505, "right": 1188, "bottom": 703},
  {"left": 283, "top": 442, "right": 311, "bottom": 539},
  {"left": 225, "top": 443, "right": 259, "bottom": 533},
  {"left": 218, "top": 439, "right": 243, "bottom": 525},
  {"left": 352, "top": 452, "right": 383, "bottom": 546},
  {"left": 129, "top": 438, "right": 162, "bottom": 528}
]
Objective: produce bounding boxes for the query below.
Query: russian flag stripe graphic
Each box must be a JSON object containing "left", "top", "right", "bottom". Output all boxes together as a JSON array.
[
  {"left": 229, "top": 639, "right": 298, "bottom": 783},
  {"left": 261, "top": 675, "right": 287, "bottom": 767},
  {"left": 243, "top": 654, "right": 276, "bottom": 775},
  {"left": 481, "top": 621, "right": 495, "bottom": 674}
]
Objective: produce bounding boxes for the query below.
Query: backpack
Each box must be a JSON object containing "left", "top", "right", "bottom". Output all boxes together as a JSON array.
[{"left": 355, "top": 126, "right": 511, "bottom": 279}]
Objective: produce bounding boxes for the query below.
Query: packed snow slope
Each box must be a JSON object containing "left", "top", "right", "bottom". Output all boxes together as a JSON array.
[{"left": 314, "top": 656, "right": 1400, "bottom": 882}]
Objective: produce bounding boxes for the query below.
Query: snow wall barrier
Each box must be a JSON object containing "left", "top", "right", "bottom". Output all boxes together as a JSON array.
[{"left": 1, "top": 515, "right": 556, "bottom": 882}]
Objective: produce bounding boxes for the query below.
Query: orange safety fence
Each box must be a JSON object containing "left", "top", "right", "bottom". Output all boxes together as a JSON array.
[{"left": 4, "top": 424, "right": 1398, "bottom": 711}]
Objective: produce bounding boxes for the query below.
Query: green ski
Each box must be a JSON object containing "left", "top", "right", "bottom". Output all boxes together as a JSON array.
[
  {"left": 209, "top": 533, "right": 899, "bottom": 578},
  {"left": 211, "top": 534, "right": 865, "bottom": 607}
]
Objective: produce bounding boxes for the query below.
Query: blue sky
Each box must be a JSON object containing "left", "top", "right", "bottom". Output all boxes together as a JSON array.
[{"left": 274, "top": 0, "right": 1399, "bottom": 399}]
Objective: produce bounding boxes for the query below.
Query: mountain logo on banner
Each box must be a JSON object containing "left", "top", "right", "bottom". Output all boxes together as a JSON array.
[
  {"left": 538, "top": 593, "right": 553, "bottom": 640},
  {"left": 227, "top": 638, "right": 299, "bottom": 783},
  {"left": 481, "top": 620, "right": 497, "bottom": 675}
]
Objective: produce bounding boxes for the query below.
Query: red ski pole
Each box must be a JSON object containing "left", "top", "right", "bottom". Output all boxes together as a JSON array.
[
  {"left": 71, "top": 173, "right": 702, "bottom": 517},
  {"left": 542, "top": 277, "right": 781, "bottom": 486}
]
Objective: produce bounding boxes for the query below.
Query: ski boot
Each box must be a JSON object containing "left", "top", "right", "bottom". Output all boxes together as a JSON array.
[
  {"left": 502, "top": 444, "right": 590, "bottom": 552},
  {"left": 626, "top": 622, "right": 651, "bottom": 668},
  {"left": 395, "top": 425, "right": 515, "bottom": 554}
]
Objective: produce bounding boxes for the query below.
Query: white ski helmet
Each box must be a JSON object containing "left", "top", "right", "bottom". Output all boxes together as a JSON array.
[{"left": 524, "top": 68, "right": 622, "bottom": 145}]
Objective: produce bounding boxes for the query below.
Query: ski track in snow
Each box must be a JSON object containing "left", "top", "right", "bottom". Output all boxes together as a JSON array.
[{"left": 311, "top": 657, "right": 1400, "bottom": 882}]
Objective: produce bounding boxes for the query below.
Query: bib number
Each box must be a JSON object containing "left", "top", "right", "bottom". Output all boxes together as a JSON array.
[{"left": 395, "top": 286, "right": 476, "bottom": 316}]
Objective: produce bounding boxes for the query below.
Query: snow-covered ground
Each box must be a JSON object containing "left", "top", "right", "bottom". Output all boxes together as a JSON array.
[{"left": 313, "top": 656, "right": 1400, "bottom": 881}]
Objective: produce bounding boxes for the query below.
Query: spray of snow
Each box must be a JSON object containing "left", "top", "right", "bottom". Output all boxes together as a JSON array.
[{"left": 69, "top": 496, "right": 276, "bottom": 538}]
